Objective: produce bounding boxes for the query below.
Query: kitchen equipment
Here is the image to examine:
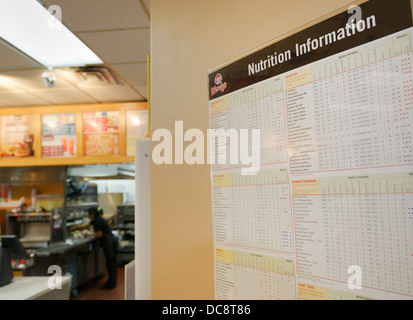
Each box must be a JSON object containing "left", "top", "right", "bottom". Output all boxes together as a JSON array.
[{"left": 5, "top": 208, "right": 66, "bottom": 249}]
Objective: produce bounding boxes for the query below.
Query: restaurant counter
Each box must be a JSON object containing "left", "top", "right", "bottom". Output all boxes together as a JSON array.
[
  {"left": 0, "top": 276, "right": 72, "bottom": 300},
  {"left": 24, "top": 237, "right": 106, "bottom": 296}
]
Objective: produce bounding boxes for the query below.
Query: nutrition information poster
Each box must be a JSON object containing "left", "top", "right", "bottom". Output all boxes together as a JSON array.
[
  {"left": 208, "top": 0, "right": 413, "bottom": 301},
  {"left": 83, "top": 111, "right": 120, "bottom": 156}
]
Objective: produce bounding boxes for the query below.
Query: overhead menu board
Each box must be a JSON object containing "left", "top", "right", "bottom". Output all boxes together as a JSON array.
[
  {"left": 126, "top": 109, "right": 149, "bottom": 156},
  {"left": 209, "top": 0, "right": 413, "bottom": 300},
  {"left": 42, "top": 113, "right": 76, "bottom": 158},
  {"left": 0, "top": 115, "right": 35, "bottom": 158},
  {"left": 83, "top": 111, "right": 120, "bottom": 156}
]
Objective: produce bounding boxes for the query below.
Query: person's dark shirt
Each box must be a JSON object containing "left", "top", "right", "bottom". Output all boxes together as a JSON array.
[{"left": 90, "top": 216, "right": 112, "bottom": 237}]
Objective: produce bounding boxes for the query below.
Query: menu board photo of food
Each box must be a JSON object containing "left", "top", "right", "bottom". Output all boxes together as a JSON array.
[
  {"left": 83, "top": 111, "right": 120, "bottom": 156},
  {"left": 1, "top": 115, "right": 35, "bottom": 158},
  {"left": 42, "top": 113, "right": 77, "bottom": 158}
]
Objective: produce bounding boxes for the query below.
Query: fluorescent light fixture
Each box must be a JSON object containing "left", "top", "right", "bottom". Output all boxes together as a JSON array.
[{"left": 0, "top": 0, "right": 103, "bottom": 68}]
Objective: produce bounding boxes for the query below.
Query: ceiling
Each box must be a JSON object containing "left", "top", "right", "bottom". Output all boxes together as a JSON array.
[{"left": 0, "top": 0, "right": 150, "bottom": 107}]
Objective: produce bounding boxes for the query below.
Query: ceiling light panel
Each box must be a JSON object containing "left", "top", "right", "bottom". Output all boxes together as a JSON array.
[
  {"left": 0, "top": 0, "right": 103, "bottom": 68},
  {"left": 41, "top": 0, "right": 150, "bottom": 32}
]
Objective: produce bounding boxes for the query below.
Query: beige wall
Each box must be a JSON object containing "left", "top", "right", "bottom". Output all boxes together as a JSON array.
[{"left": 151, "top": 0, "right": 358, "bottom": 300}]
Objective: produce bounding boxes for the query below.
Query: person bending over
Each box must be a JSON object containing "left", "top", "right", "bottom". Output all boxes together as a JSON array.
[{"left": 86, "top": 207, "right": 118, "bottom": 290}]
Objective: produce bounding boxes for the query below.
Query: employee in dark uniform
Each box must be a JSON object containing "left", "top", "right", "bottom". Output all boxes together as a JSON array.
[{"left": 87, "top": 207, "right": 118, "bottom": 290}]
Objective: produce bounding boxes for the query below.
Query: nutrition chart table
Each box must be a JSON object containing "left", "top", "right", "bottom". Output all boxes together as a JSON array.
[{"left": 209, "top": 0, "right": 413, "bottom": 300}]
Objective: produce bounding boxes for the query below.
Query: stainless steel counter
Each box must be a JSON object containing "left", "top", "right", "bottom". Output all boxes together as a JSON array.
[{"left": 34, "top": 238, "right": 93, "bottom": 257}]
